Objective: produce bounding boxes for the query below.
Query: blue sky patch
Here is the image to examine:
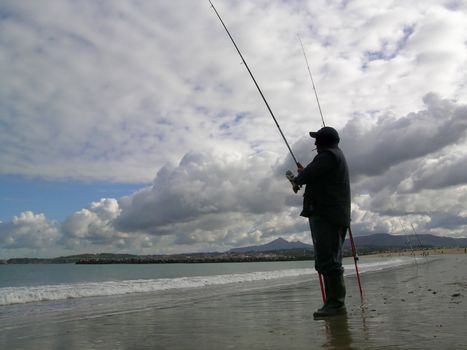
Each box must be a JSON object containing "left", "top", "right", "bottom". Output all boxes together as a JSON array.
[{"left": 0, "top": 175, "right": 147, "bottom": 221}]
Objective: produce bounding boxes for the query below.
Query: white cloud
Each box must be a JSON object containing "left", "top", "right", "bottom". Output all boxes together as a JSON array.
[
  {"left": 62, "top": 198, "right": 121, "bottom": 240},
  {"left": 343, "top": 93, "right": 467, "bottom": 177},
  {"left": 60, "top": 198, "right": 159, "bottom": 254},
  {"left": 0, "top": 211, "right": 60, "bottom": 250},
  {"left": 114, "top": 150, "right": 297, "bottom": 245}
]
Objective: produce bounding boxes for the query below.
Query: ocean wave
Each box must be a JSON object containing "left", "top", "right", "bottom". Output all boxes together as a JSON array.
[{"left": 0, "top": 257, "right": 417, "bottom": 306}]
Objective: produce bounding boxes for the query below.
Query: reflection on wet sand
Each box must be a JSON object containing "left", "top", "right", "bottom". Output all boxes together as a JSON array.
[{"left": 321, "top": 315, "right": 354, "bottom": 349}]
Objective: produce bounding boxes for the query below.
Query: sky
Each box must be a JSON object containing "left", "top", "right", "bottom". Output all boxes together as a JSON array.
[{"left": 1, "top": 0, "right": 467, "bottom": 258}]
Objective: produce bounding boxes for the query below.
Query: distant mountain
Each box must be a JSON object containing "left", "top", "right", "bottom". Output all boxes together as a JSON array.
[
  {"left": 229, "top": 233, "right": 467, "bottom": 254},
  {"left": 229, "top": 238, "right": 312, "bottom": 253}
]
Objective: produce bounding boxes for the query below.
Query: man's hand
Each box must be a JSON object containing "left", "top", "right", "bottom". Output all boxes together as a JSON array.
[
  {"left": 297, "top": 163, "right": 305, "bottom": 174},
  {"left": 286, "top": 170, "right": 301, "bottom": 193},
  {"left": 292, "top": 184, "right": 300, "bottom": 193}
]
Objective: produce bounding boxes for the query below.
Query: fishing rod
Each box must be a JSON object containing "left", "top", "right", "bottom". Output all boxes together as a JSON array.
[
  {"left": 348, "top": 226, "right": 364, "bottom": 300},
  {"left": 398, "top": 218, "right": 417, "bottom": 261},
  {"left": 208, "top": 0, "right": 300, "bottom": 167},
  {"left": 410, "top": 223, "right": 424, "bottom": 250},
  {"left": 299, "top": 37, "right": 364, "bottom": 301},
  {"left": 209, "top": 0, "right": 326, "bottom": 299}
]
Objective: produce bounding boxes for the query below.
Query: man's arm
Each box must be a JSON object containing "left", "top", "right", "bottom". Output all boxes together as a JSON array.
[{"left": 294, "top": 151, "right": 336, "bottom": 186}]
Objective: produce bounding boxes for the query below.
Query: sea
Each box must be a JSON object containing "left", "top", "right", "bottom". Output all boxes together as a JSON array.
[
  {"left": 0, "top": 255, "right": 428, "bottom": 344},
  {"left": 0, "top": 256, "right": 419, "bottom": 307}
]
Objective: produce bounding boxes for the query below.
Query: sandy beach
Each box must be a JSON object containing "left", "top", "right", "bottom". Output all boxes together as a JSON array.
[{"left": 1, "top": 254, "right": 466, "bottom": 350}]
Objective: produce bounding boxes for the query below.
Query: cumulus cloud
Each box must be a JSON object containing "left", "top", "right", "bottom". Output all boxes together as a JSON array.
[
  {"left": 343, "top": 93, "right": 467, "bottom": 177},
  {"left": 116, "top": 152, "right": 286, "bottom": 231},
  {"left": 407, "top": 153, "right": 467, "bottom": 191},
  {"left": 0, "top": 211, "right": 61, "bottom": 250},
  {"left": 59, "top": 198, "right": 155, "bottom": 252},
  {"left": 62, "top": 198, "right": 121, "bottom": 242},
  {"left": 114, "top": 150, "right": 309, "bottom": 251}
]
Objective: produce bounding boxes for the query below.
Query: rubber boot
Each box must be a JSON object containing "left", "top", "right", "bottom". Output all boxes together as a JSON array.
[
  {"left": 313, "top": 274, "right": 346, "bottom": 318},
  {"left": 314, "top": 275, "right": 331, "bottom": 316}
]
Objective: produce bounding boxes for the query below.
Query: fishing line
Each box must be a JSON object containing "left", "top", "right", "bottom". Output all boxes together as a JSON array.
[{"left": 298, "top": 35, "right": 326, "bottom": 128}]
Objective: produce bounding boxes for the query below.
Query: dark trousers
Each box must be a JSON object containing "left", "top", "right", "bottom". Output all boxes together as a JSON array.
[{"left": 309, "top": 216, "right": 347, "bottom": 275}]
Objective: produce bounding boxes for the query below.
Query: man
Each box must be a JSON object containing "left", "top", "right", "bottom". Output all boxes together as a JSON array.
[{"left": 292, "top": 126, "right": 351, "bottom": 318}]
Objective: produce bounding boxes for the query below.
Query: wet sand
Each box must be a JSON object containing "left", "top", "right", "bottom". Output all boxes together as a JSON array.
[{"left": 1, "top": 255, "right": 466, "bottom": 349}]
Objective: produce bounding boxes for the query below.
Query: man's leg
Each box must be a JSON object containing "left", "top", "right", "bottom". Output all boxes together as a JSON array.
[
  {"left": 309, "top": 217, "right": 347, "bottom": 317},
  {"left": 310, "top": 216, "right": 346, "bottom": 274}
]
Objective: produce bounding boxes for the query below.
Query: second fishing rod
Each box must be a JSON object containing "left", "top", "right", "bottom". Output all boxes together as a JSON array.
[{"left": 298, "top": 36, "right": 364, "bottom": 302}]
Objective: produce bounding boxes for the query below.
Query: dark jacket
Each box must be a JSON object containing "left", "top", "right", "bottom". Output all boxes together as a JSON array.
[{"left": 294, "top": 146, "right": 351, "bottom": 226}]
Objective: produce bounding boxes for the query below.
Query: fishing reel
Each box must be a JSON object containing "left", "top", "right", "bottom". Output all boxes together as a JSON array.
[{"left": 285, "top": 170, "right": 301, "bottom": 193}]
